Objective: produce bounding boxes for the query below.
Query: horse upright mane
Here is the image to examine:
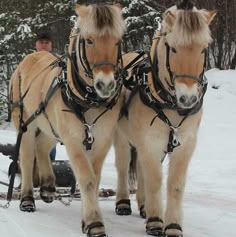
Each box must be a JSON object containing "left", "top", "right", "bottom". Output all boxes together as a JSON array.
[
  {"left": 177, "top": 0, "right": 194, "bottom": 10},
  {"left": 164, "top": 5, "right": 213, "bottom": 46},
  {"left": 77, "top": 4, "right": 126, "bottom": 38}
]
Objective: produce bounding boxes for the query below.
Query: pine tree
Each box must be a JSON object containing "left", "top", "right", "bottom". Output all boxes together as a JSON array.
[
  {"left": 0, "top": 0, "right": 75, "bottom": 123},
  {"left": 120, "top": 0, "right": 162, "bottom": 52}
]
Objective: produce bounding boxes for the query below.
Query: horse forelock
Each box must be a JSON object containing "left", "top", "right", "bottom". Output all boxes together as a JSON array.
[
  {"left": 165, "top": 7, "right": 212, "bottom": 46},
  {"left": 77, "top": 4, "right": 126, "bottom": 39}
]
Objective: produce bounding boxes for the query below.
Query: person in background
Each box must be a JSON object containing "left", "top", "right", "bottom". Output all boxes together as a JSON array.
[
  {"left": 35, "top": 32, "right": 56, "bottom": 161},
  {"left": 35, "top": 32, "right": 52, "bottom": 52}
]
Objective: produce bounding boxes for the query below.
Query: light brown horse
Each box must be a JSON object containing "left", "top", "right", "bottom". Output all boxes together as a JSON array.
[
  {"left": 9, "top": 3, "right": 125, "bottom": 237},
  {"left": 114, "top": 1, "right": 216, "bottom": 237}
]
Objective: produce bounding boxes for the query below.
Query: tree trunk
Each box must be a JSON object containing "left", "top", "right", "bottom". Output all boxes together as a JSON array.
[{"left": 230, "top": 49, "right": 236, "bottom": 69}]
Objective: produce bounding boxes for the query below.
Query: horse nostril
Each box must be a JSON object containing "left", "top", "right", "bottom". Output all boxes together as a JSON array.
[
  {"left": 191, "top": 95, "right": 197, "bottom": 104},
  {"left": 108, "top": 81, "right": 115, "bottom": 90},
  {"left": 179, "top": 95, "right": 187, "bottom": 104},
  {"left": 96, "top": 81, "right": 105, "bottom": 91}
]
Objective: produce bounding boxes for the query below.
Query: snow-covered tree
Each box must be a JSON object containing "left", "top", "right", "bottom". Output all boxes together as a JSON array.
[
  {"left": 120, "top": 0, "right": 161, "bottom": 52},
  {"left": 0, "top": 0, "right": 75, "bottom": 123}
]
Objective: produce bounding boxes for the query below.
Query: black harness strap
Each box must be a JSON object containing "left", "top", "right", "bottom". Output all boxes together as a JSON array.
[
  {"left": 2, "top": 59, "right": 66, "bottom": 207},
  {"left": 21, "top": 74, "right": 64, "bottom": 134},
  {"left": 120, "top": 38, "right": 207, "bottom": 158},
  {"left": 6, "top": 94, "right": 26, "bottom": 204},
  {"left": 119, "top": 51, "right": 149, "bottom": 119},
  {"left": 61, "top": 82, "right": 122, "bottom": 150},
  {"left": 60, "top": 33, "right": 125, "bottom": 150}
]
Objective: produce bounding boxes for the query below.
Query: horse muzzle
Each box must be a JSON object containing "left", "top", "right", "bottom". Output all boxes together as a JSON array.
[
  {"left": 175, "top": 82, "right": 200, "bottom": 109},
  {"left": 177, "top": 94, "right": 199, "bottom": 109},
  {"left": 94, "top": 72, "right": 116, "bottom": 99}
]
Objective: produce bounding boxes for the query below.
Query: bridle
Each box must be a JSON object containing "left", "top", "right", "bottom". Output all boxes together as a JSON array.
[
  {"left": 61, "top": 31, "right": 125, "bottom": 150},
  {"left": 121, "top": 29, "right": 209, "bottom": 157},
  {"left": 77, "top": 35, "right": 123, "bottom": 80},
  {"left": 164, "top": 41, "right": 208, "bottom": 89}
]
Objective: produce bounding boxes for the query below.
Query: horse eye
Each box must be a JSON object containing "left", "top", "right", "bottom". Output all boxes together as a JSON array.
[
  {"left": 85, "top": 39, "right": 94, "bottom": 45},
  {"left": 171, "top": 47, "right": 177, "bottom": 53},
  {"left": 201, "top": 48, "right": 207, "bottom": 54},
  {"left": 116, "top": 41, "right": 121, "bottom": 46}
]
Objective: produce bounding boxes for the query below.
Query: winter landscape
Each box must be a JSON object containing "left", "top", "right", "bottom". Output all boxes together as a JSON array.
[
  {"left": 0, "top": 0, "right": 236, "bottom": 236},
  {"left": 0, "top": 68, "right": 236, "bottom": 236}
]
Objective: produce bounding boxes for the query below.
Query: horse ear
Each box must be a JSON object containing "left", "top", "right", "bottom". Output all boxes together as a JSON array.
[
  {"left": 206, "top": 10, "right": 217, "bottom": 25},
  {"left": 75, "top": 4, "right": 90, "bottom": 17},
  {"left": 164, "top": 11, "right": 176, "bottom": 28},
  {"left": 114, "top": 3, "right": 121, "bottom": 9}
]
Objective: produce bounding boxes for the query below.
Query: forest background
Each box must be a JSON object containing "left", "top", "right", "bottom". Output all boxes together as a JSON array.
[{"left": 0, "top": 0, "right": 235, "bottom": 121}]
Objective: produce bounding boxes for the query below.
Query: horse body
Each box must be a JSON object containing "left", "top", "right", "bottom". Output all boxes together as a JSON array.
[
  {"left": 115, "top": 2, "right": 216, "bottom": 237},
  {"left": 10, "top": 3, "right": 125, "bottom": 237}
]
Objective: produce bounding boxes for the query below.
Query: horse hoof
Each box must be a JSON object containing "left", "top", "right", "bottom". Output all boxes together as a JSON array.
[
  {"left": 88, "top": 233, "right": 107, "bottom": 237},
  {"left": 164, "top": 223, "right": 183, "bottom": 237},
  {"left": 20, "top": 196, "right": 36, "bottom": 212},
  {"left": 146, "top": 227, "right": 163, "bottom": 236},
  {"left": 146, "top": 217, "right": 164, "bottom": 236},
  {"left": 164, "top": 235, "right": 182, "bottom": 237},
  {"left": 139, "top": 204, "right": 146, "bottom": 218},
  {"left": 82, "top": 221, "right": 108, "bottom": 237},
  {"left": 40, "top": 186, "right": 56, "bottom": 203},
  {"left": 115, "top": 199, "right": 132, "bottom": 215}
]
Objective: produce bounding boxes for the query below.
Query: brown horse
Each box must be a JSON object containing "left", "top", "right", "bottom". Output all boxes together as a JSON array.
[
  {"left": 114, "top": 1, "right": 216, "bottom": 237},
  {"left": 9, "top": 3, "right": 125, "bottom": 237}
]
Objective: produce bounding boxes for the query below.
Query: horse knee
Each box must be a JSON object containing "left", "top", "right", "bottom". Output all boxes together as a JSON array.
[{"left": 40, "top": 175, "right": 55, "bottom": 187}]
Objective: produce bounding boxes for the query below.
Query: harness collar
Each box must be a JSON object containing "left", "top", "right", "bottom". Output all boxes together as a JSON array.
[
  {"left": 61, "top": 33, "right": 124, "bottom": 150},
  {"left": 122, "top": 31, "right": 208, "bottom": 156}
]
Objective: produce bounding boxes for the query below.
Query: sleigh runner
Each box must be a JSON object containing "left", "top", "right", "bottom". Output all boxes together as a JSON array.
[{"left": 0, "top": 187, "right": 117, "bottom": 202}]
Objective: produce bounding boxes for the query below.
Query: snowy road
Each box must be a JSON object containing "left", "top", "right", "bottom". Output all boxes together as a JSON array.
[{"left": 0, "top": 69, "right": 236, "bottom": 237}]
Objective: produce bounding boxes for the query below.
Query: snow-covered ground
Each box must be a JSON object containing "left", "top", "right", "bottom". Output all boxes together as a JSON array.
[{"left": 0, "top": 69, "right": 236, "bottom": 237}]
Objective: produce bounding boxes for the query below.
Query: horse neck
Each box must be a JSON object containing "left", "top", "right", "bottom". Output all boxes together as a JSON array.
[
  {"left": 146, "top": 32, "right": 174, "bottom": 102},
  {"left": 67, "top": 33, "right": 93, "bottom": 99},
  {"left": 156, "top": 36, "right": 168, "bottom": 86}
]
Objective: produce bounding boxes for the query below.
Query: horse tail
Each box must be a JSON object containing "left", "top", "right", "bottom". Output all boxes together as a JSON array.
[
  {"left": 0, "top": 143, "right": 15, "bottom": 158},
  {"left": 128, "top": 144, "right": 137, "bottom": 190},
  {"left": 9, "top": 66, "right": 20, "bottom": 99}
]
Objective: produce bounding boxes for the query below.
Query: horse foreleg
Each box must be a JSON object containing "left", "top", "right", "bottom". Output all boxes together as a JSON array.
[
  {"left": 139, "top": 146, "right": 164, "bottom": 236},
  {"left": 165, "top": 136, "right": 197, "bottom": 237},
  {"left": 68, "top": 149, "right": 105, "bottom": 237},
  {"left": 114, "top": 128, "right": 132, "bottom": 215},
  {"left": 136, "top": 159, "right": 146, "bottom": 218},
  {"left": 35, "top": 134, "right": 56, "bottom": 203},
  {"left": 19, "top": 126, "right": 36, "bottom": 212}
]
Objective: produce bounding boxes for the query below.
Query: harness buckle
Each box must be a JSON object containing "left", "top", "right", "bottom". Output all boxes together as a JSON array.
[
  {"left": 144, "top": 87, "right": 153, "bottom": 103},
  {"left": 86, "top": 86, "right": 93, "bottom": 93},
  {"left": 142, "top": 73, "right": 148, "bottom": 85},
  {"left": 84, "top": 124, "right": 95, "bottom": 144},
  {"left": 170, "top": 126, "right": 180, "bottom": 147},
  {"left": 137, "top": 77, "right": 143, "bottom": 85},
  {"left": 65, "top": 84, "right": 72, "bottom": 100}
]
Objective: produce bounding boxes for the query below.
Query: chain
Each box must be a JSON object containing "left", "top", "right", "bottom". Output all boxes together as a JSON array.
[
  {"left": 57, "top": 195, "right": 73, "bottom": 206},
  {"left": 0, "top": 201, "right": 10, "bottom": 209}
]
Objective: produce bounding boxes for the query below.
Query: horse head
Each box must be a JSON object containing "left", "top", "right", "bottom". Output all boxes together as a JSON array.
[
  {"left": 71, "top": 3, "right": 126, "bottom": 99},
  {"left": 158, "top": 2, "right": 216, "bottom": 109}
]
